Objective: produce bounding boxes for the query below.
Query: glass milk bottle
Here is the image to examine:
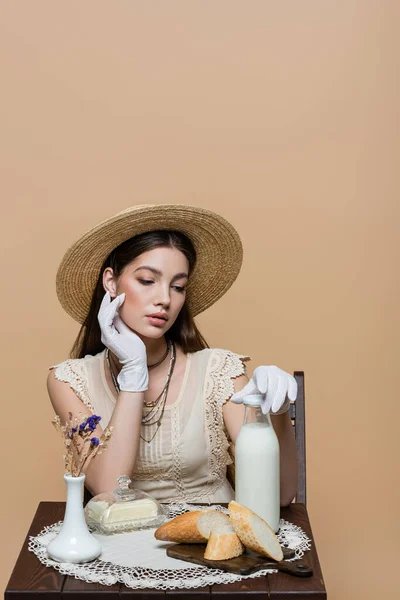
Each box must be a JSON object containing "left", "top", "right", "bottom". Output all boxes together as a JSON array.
[{"left": 235, "top": 394, "right": 280, "bottom": 532}]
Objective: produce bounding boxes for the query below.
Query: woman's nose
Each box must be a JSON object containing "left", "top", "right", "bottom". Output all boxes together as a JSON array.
[{"left": 155, "top": 285, "right": 171, "bottom": 307}]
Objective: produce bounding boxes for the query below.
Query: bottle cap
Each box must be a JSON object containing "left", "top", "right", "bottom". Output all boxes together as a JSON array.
[{"left": 242, "top": 394, "right": 264, "bottom": 407}]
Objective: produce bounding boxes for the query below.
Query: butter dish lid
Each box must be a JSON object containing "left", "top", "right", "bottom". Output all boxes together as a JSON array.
[{"left": 84, "top": 475, "right": 167, "bottom": 534}]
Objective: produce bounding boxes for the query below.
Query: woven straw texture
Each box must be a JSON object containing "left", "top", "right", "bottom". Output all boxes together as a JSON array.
[{"left": 56, "top": 205, "right": 243, "bottom": 323}]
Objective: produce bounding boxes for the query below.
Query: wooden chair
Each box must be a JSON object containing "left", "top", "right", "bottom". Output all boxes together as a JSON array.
[
  {"left": 292, "top": 371, "right": 306, "bottom": 505},
  {"left": 84, "top": 371, "right": 306, "bottom": 506}
]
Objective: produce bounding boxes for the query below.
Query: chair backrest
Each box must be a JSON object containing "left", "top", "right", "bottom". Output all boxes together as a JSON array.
[{"left": 291, "top": 371, "right": 306, "bottom": 505}]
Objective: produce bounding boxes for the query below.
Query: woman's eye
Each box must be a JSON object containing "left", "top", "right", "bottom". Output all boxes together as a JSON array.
[
  {"left": 138, "top": 279, "right": 185, "bottom": 293},
  {"left": 138, "top": 279, "right": 154, "bottom": 286}
]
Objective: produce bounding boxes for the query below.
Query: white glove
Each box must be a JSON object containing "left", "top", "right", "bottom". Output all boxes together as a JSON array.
[
  {"left": 98, "top": 292, "right": 148, "bottom": 392},
  {"left": 231, "top": 365, "right": 297, "bottom": 415}
]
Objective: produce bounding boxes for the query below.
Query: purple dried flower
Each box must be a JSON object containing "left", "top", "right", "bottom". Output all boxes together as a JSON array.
[
  {"left": 79, "top": 415, "right": 102, "bottom": 433},
  {"left": 53, "top": 413, "right": 110, "bottom": 477}
]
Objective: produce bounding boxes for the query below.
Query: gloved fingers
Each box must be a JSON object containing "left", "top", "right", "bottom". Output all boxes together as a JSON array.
[
  {"left": 99, "top": 311, "right": 115, "bottom": 341},
  {"left": 261, "top": 395, "right": 272, "bottom": 415},
  {"left": 100, "top": 318, "right": 118, "bottom": 346},
  {"left": 271, "top": 374, "right": 289, "bottom": 413},
  {"left": 273, "top": 396, "right": 291, "bottom": 415},
  {"left": 253, "top": 366, "right": 273, "bottom": 394},
  {"left": 98, "top": 291, "right": 111, "bottom": 321},
  {"left": 264, "top": 370, "right": 279, "bottom": 412},
  {"left": 113, "top": 314, "right": 134, "bottom": 336},
  {"left": 287, "top": 375, "right": 298, "bottom": 401},
  {"left": 98, "top": 293, "right": 125, "bottom": 336},
  {"left": 114, "top": 315, "right": 148, "bottom": 358},
  {"left": 230, "top": 378, "right": 258, "bottom": 403}
]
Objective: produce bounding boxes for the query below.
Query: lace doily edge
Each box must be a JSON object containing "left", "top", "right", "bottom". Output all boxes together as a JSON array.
[{"left": 27, "top": 502, "right": 311, "bottom": 591}]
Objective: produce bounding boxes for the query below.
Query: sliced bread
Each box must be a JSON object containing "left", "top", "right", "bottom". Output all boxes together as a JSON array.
[
  {"left": 204, "top": 524, "right": 244, "bottom": 560},
  {"left": 228, "top": 501, "right": 283, "bottom": 562},
  {"left": 154, "top": 509, "right": 230, "bottom": 543}
]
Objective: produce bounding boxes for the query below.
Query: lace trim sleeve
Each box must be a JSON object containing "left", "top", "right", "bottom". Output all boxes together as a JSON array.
[
  {"left": 49, "top": 359, "right": 95, "bottom": 413},
  {"left": 204, "top": 349, "right": 251, "bottom": 487},
  {"left": 205, "top": 349, "right": 250, "bottom": 408}
]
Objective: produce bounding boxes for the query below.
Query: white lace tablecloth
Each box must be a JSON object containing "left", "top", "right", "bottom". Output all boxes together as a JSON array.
[{"left": 28, "top": 502, "right": 311, "bottom": 590}]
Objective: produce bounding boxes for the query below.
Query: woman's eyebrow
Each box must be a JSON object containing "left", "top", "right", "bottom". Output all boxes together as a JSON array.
[{"left": 134, "top": 266, "right": 188, "bottom": 280}]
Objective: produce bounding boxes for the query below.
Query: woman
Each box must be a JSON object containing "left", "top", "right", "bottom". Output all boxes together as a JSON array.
[{"left": 48, "top": 205, "right": 298, "bottom": 505}]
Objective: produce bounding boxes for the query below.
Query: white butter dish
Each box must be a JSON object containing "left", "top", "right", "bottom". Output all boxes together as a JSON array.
[{"left": 84, "top": 476, "right": 167, "bottom": 534}]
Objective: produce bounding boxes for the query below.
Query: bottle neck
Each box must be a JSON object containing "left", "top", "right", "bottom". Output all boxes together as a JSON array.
[{"left": 243, "top": 404, "right": 272, "bottom": 426}]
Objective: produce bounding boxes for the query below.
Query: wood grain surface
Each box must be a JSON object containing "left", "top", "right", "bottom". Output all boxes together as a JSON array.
[
  {"left": 4, "top": 502, "right": 326, "bottom": 599},
  {"left": 166, "top": 544, "right": 312, "bottom": 577}
]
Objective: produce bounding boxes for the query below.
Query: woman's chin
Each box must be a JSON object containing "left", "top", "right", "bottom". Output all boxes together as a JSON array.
[{"left": 135, "top": 325, "right": 166, "bottom": 340}]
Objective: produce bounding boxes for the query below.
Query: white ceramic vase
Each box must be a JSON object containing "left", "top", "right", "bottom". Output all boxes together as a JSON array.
[{"left": 47, "top": 473, "right": 101, "bottom": 563}]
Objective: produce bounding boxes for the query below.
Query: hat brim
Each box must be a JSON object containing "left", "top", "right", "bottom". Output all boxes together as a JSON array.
[{"left": 56, "top": 204, "right": 243, "bottom": 323}]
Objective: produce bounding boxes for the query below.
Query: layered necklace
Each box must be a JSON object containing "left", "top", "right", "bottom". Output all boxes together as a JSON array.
[{"left": 105, "top": 340, "right": 176, "bottom": 445}]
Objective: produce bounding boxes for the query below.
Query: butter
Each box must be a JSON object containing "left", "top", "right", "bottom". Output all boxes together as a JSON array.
[
  {"left": 84, "top": 481, "right": 166, "bottom": 532},
  {"left": 104, "top": 499, "right": 158, "bottom": 523},
  {"left": 86, "top": 500, "right": 110, "bottom": 522}
]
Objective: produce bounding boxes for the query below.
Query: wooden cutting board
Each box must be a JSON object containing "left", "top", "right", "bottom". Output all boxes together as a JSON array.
[{"left": 166, "top": 544, "right": 313, "bottom": 577}]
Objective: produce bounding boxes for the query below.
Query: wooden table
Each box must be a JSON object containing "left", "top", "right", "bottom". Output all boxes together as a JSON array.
[{"left": 5, "top": 502, "right": 326, "bottom": 599}]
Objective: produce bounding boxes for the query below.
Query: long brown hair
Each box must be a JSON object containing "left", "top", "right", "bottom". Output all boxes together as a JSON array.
[{"left": 70, "top": 230, "right": 209, "bottom": 358}]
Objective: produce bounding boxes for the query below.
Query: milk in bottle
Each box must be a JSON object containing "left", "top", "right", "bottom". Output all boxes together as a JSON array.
[{"left": 235, "top": 394, "right": 280, "bottom": 532}]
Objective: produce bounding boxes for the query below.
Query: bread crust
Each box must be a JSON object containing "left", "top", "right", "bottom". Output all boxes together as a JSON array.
[
  {"left": 154, "top": 511, "right": 208, "bottom": 543},
  {"left": 154, "top": 510, "right": 230, "bottom": 543},
  {"left": 228, "top": 501, "right": 283, "bottom": 561}
]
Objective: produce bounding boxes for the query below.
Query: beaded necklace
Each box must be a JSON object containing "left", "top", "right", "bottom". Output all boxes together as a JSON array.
[{"left": 105, "top": 341, "right": 176, "bottom": 444}]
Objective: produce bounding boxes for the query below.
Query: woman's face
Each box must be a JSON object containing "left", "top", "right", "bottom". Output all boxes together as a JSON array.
[{"left": 104, "top": 246, "right": 189, "bottom": 339}]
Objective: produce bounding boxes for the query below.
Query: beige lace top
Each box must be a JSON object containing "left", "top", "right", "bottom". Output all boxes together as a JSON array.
[{"left": 52, "top": 348, "right": 250, "bottom": 503}]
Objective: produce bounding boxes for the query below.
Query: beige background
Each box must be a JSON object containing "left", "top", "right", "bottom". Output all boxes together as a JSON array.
[{"left": 1, "top": 2, "right": 399, "bottom": 598}]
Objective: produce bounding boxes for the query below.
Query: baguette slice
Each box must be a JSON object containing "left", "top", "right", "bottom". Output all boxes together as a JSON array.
[
  {"left": 228, "top": 501, "right": 283, "bottom": 562},
  {"left": 204, "top": 524, "right": 244, "bottom": 560},
  {"left": 154, "top": 509, "right": 230, "bottom": 543}
]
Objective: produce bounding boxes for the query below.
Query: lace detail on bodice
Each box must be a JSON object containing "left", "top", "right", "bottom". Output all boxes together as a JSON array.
[
  {"left": 133, "top": 349, "right": 250, "bottom": 504},
  {"left": 48, "top": 349, "right": 250, "bottom": 504},
  {"left": 50, "top": 359, "right": 95, "bottom": 413},
  {"left": 171, "top": 404, "right": 185, "bottom": 497},
  {"left": 204, "top": 349, "right": 250, "bottom": 488}
]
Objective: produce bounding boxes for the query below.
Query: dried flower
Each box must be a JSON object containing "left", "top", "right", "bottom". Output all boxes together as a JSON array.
[{"left": 52, "top": 412, "right": 113, "bottom": 477}]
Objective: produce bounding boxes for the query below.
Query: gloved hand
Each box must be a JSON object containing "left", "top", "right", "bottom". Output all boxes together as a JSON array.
[
  {"left": 230, "top": 365, "right": 297, "bottom": 415},
  {"left": 98, "top": 292, "right": 148, "bottom": 392}
]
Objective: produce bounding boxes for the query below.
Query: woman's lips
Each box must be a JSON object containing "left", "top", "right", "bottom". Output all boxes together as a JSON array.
[{"left": 146, "top": 316, "right": 167, "bottom": 327}]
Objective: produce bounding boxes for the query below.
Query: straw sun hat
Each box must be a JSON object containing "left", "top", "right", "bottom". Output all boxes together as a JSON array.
[{"left": 56, "top": 204, "right": 243, "bottom": 323}]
